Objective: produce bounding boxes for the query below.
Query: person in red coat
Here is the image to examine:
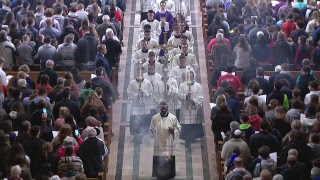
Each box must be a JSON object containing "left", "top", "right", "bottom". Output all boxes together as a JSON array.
[{"left": 282, "top": 12, "right": 296, "bottom": 38}]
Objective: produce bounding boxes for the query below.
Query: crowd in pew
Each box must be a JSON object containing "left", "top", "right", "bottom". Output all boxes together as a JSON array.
[
  {"left": 0, "top": 0, "right": 126, "bottom": 178},
  {"left": 204, "top": 0, "right": 320, "bottom": 178}
]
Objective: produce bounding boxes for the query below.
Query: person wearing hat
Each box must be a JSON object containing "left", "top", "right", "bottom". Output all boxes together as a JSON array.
[
  {"left": 140, "top": 10, "right": 161, "bottom": 38},
  {"left": 178, "top": 69, "right": 204, "bottom": 144},
  {"left": 149, "top": 101, "right": 181, "bottom": 179},
  {"left": 78, "top": 128, "right": 106, "bottom": 178},
  {"left": 221, "top": 129, "right": 251, "bottom": 166}
]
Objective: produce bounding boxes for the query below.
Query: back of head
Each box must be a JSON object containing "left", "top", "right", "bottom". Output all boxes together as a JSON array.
[
  {"left": 226, "top": 63, "right": 234, "bottom": 73},
  {"left": 273, "top": 174, "right": 284, "bottom": 180},
  {"left": 11, "top": 165, "right": 21, "bottom": 177},
  {"left": 260, "top": 170, "right": 272, "bottom": 180}
]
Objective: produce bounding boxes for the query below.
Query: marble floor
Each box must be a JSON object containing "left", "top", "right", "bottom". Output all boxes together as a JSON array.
[{"left": 106, "top": 0, "right": 218, "bottom": 179}]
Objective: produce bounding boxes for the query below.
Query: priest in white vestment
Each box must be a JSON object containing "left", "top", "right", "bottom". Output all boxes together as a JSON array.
[
  {"left": 149, "top": 101, "right": 181, "bottom": 179},
  {"left": 143, "top": 51, "right": 163, "bottom": 75},
  {"left": 136, "top": 30, "right": 159, "bottom": 50},
  {"left": 140, "top": 10, "right": 162, "bottom": 38},
  {"left": 128, "top": 68, "right": 153, "bottom": 143},
  {"left": 171, "top": 44, "right": 198, "bottom": 71},
  {"left": 178, "top": 69, "right": 204, "bottom": 143},
  {"left": 169, "top": 54, "right": 194, "bottom": 86}
]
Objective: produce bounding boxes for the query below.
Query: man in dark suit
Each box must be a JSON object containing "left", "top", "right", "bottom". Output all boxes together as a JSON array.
[
  {"left": 53, "top": 88, "right": 80, "bottom": 121},
  {"left": 36, "top": 60, "right": 58, "bottom": 87},
  {"left": 54, "top": 79, "right": 78, "bottom": 103},
  {"left": 95, "top": 44, "right": 111, "bottom": 79}
]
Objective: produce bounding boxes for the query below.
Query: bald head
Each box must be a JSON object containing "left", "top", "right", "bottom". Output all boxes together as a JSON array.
[
  {"left": 287, "top": 155, "right": 297, "bottom": 166},
  {"left": 260, "top": 170, "right": 272, "bottom": 180},
  {"left": 11, "top": 165, "right": 21, "bottom": 177},
  {"left": 234, "top": 157, "right": 243, "bottom": 168},
  {"left": 288, "top": 149, "right": 298, "bottom": 158}
]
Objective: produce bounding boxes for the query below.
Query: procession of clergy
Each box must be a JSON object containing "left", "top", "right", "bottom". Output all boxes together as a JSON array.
[{"left": 126, "top": 0, "right": 201, "bottom": 179}]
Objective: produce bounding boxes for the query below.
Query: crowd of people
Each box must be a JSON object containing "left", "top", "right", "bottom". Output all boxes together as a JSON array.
[
  {"left": 0, "top": 0, "right": 129, "bottom": 179},
  {"left": 207, "top": 0, "right": 320, "bottom": 179}
]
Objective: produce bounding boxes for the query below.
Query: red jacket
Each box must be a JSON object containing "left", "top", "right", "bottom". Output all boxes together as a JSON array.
[
  {"left": 248, "top": 114, "right": 262, "bottom": 131},
  {"left": 282, "top": 21, "right": 296, "bottom": 38}
]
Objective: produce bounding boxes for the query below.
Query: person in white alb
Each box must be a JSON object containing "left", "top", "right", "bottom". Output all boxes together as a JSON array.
[
  {"left": 167, "top": 25, "right": 187, "bottom": 46},
  {"left": 133, "top": 40, "right": 150, "bottom": 78},
  {"left": 149, "top": 101, "right": 181, "bottom": 179},
  {"left": 143, "top": 63, "right": 163, "bottom": 116},
  {"left": 304, "top": 80, "right": 320, "bottom": 105},
  {"left": 168, "top": 36, "right": 193, "bottom": 61},
  {"left": 179, "top": 21, "right": 194, "bottom": 47},
  {"left": 178, "top": 69, "right": 204, "bottom": 144},
  {"left": 143, "top": 51, "right": 163, "bottom": 75},
  {"left": 0, "top": 57, "right": 8, "bottom": 86},
  {"left": 136, "top": 29, "right": 159, "bottom": 50},
  {"left": 128, "top": 67, "right": 154, "bottom": 143},
  {"left": 170, "top": 54, "right": 194, "bottom": 86},
  {"left": 171, "top": 44, "right": 198, "bottom": 71},
  {"left": 140, "top": 10, "right": 162, "bottom": 39},
  {"left": 154, "top": 68, "right": 180, "bottom": 116}
]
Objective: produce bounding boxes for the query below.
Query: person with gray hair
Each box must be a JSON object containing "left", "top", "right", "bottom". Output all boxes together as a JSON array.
[
  {"left": 216, "top": 32, "right": 224, "bottom": 42},
  {"left": 311, "top": 167, "right": 320, "bottom": 179},
  {"left": 19, "top": 78, "right": 33, "bottom": 99},
  {"left": 279, "top": 149, "right": 310, "bottom": 179},
  {"left": 36, "top": 59, "right": 58, "bottom": 87},
  {"left": 101, "top": 28, "right": 120, "bottom": 42},
  {"left": 10, "top": 165, "right": 21, "bottom": 178},
  {"left": 48, "top": 77, "right": 65, "bottom": 104},
  {"left": 273, "top": 174, "right": 284, "bottom": 180},
  {"left": 95, "top": 44, "right": 111, "bottom": 79},
  {"left": 96, "top": 15, "right": 116, "bottom": 42},
  {"left": 77, "top": 3, "right": 88, "bottom": 20}
]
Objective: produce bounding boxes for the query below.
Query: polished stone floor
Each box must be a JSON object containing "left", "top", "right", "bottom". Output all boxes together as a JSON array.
[{"left": 106, "top": 0, "right": 218, "bottom": 179}]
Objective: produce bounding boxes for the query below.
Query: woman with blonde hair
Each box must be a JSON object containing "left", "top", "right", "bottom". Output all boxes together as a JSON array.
[
  {"left": 54, "top": 107, "right": 70, "bottom": 130},
  {"left": 81, "top": 91, "right": 106, "bottom": 118},
  {"left": 51, "top": 124, "right": 78, "bottom": 153},
  {"left": 211, "top": 94, "right": 233, "bottom": 145},
  {"left": 306, "top": 11, "right": 319, "bottom": 35}
]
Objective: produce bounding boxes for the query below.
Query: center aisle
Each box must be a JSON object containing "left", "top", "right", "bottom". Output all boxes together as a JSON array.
[{"left": 107, "top": 0, "right": 219, "bottom": 179}]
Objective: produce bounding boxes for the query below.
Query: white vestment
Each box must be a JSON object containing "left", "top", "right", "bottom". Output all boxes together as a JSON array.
[
  {"left": 128, "top": 79, "right": 153, "bottom": 115},
  {"left": 143, "top": 61, "right": 163, "bottom": 75},
  {"left": 171, "top": 53, "right": 198, "bottom": 71},
  {"left": 139, "top": 32, "right": 158, "bottom": 42},
  {"left": 153, "top": 78, "right": 180, "bottom": 114},
  {"left": 168, "top": 46, "right": 193, "bottom": 61},
  {"left": 174, "top": 0, "right": 189, "bottom": 16},
  {"left": 169, "top": 65, "right": 194, "bottom": 86},
  {"left": 143, "top": 72, "right": 162, "bottom": 109},
  {"left": 140, "top": 19, "right": 162, "bottom": 37},
  {"left": 136, "top": 38, "right": 159, "bottom": 50},
  {"left": 149, "top": 113, "right": 181, "bottom": 156},
  {"left": 153, "top": 0, "right": 176, "bottom": 15},
  {"left": 178, "top": 81, "right": 203, "bottom": 124}
]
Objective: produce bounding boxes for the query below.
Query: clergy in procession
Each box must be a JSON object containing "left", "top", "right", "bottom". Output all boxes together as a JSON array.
[
  {"left": 139, "top": 24, "right": 158, "bottom": 41},
  {"left": 143, "top": 63, "right": 162, "bottom": 116},
  {"left": 136, "top": 29, "right": 158, "bottom": 50},
  {"left": 179, "top": 21, "right": 194, "bottom": 47},
  {"left": 149, "top": 101, "right": 181, "bottom": 180},
  {"left": 155, "top": 0, "right": 175, "bottom": 15},
  {"left": 178, "top": 69, "right": 204, "bottom": 144},
  {"left": 167, "top": 25, "right": 186, "bottom": 46},
  {"left": 133, "top": 40, "right": 150, "bottom": 77},
  {"left": 169, "top": 54, "right": 194, "bottom": 86},
  {"left": 174, "top": 0, "right": 189, "bottom": 16},
  {"left": 168, "top": 35, "right": 193, "bottom": 61},
  {"left": 128, "top": 67, "right": 154, "bottom": 143},
  {"left": 140, "top": 10, "right": 162, "bottom": 38},
  {"left": 171, "top": 44, "right": 198, "bottom": 71},
  {"left": 143, "top": 51, "right": 163, "bottom": 75},
  {"left": 154, "top": 1, "right": 174, "bottom": 28},
  {"left": 154, "top": 68, "right": 180, "bottom": 116}
]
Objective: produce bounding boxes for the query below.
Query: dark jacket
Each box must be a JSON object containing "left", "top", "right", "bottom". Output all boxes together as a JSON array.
[
  {"left": 280, "top": 162, "right": 310, "bottom": 180},
  {"left": 48, "top": 85, "right": 63, "bottom": 103},
  {"left": 250, "top": 131, "right": 280, "bottom": 157},
  {"left": 298, "top": 74, "right": 316, "bottom": 100},
  {"left": 54, "top": 89, "right": 78, "bottom": 103},
  {"left": 23, "top": 137, "right": 45, "bottom": 177},
  {"left": 280, "top": 140, "right": 313, "bottom": 168},
  {"left": 15, "top": 132, "right": 32, "bottom": 145},
  {"left": 290, "top": 29, "right": 309, "bottom": 44},
  {"left": 312, "top": 26, "right": 320, "bottom": 46},
  {"left": 211, "top": 107, "right": 232, "bottom": 144},
  {"left": 211, "top": 62, "right": 227, "bottom": 86},
  {"left": 227, "top": 98, "right": 240, "bottom": 122},
  {"left": 271, "top": 40, "right": 292, "bottom": 67},
  {"left": 91, "top": 76, "right": 115, "bottom": 107},
  {"left": 76, "top": 33, "right": 98, "bottom": 64},
  {"left": 241, "top": 65, "right": 257, "bottom": 86},
  {"left": 280, "top": 166, "right": 306, "bottom": 180},
  {"left": 37, "top": 68, "right": 58, "bottom": 87},
  {"left": 95, "top": 53, "right": 111, "bottom": 78},
  {"left": 252, "top": 43, "right": 270, "bottom": 63},
  {"left": 53, "top": 99, "right": 80, "bottom": 120},
  {"left": 12, "top": 76, "right": 35, "bottom": 89},
  {"left": 248, "top": 25, "right": 270, "bottom": 45},
  {"left": 58, "top": 27, "right": 80, "bottom": 44},
  {"left": 78, "top": 137, "right": 105, "bottom": 178},
  {"left": 240, "top": 124, "right": 255, "bottom": 143},
  {"left": 30, "top": 110, "right": 54, "bottom": 126},
  {"left": 20, "top": 86, "right": 33, "bottom": 100},
  {"left": 101, "top": 38, "right": 122, "bottom": 66},
  {"left": 253, "top": 77, "right": 272, "bottom": 95},
  {"left": 274, "top": 73, "right": 295, "bottom": 89},
  {"left": 267, "top": 90, "right": 285, "bottom": 105}
]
